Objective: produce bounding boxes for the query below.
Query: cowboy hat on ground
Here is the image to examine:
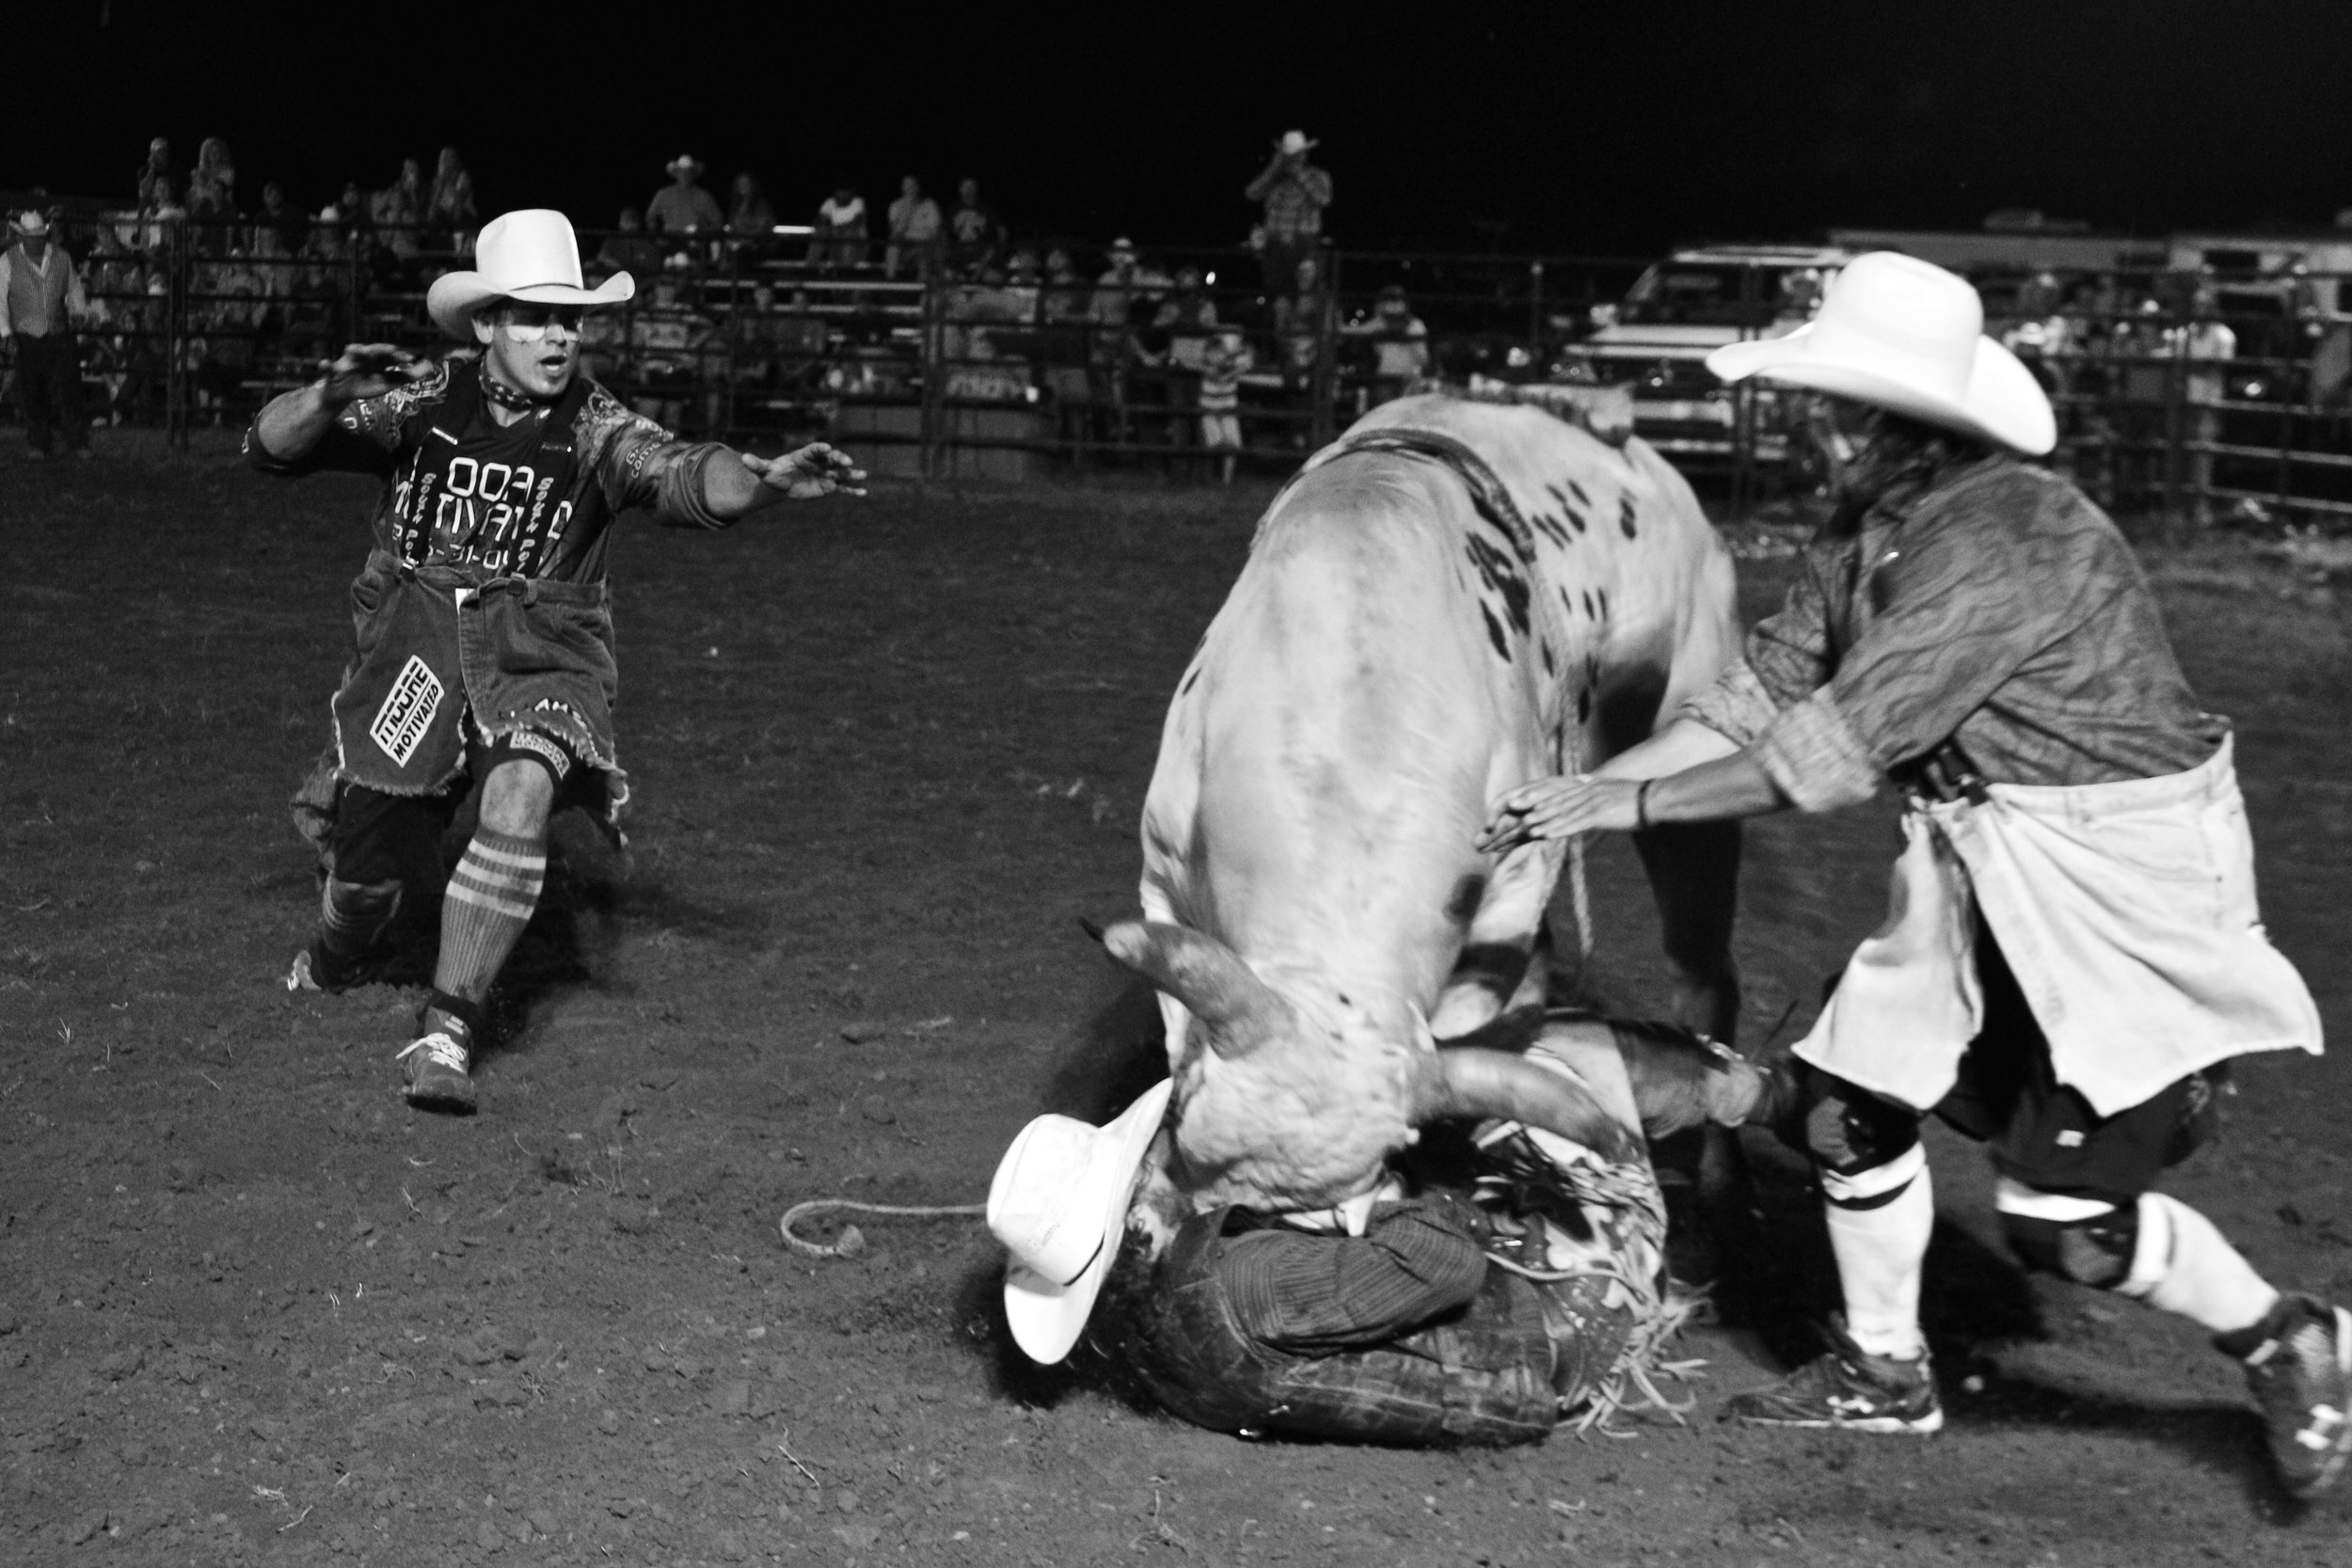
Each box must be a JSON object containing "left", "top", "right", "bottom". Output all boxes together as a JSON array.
[
  {"left": 425, "top": 209, "right": 634, "bottom": 341},
  {"left": 988, "top": 1079, "right": 1174, "bottom": 1365},
  {"left": 1706, "top": 250, "right": 2057, "bottom": 455}
]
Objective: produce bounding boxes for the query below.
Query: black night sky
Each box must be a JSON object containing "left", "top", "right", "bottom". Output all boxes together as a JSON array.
[{"left": 9, "top": 0, "right": 2352, "bottom": 256}]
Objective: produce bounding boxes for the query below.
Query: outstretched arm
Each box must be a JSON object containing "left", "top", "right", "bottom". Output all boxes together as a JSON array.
[
  {"left": 1478, "top": 747, "right": 1786, "bottom": 852},
  {"left": 699, "top": 441, "right": 867, "bottom": 521},
  {"left": 251, "top": 342, "right": 418, "bottom": 463}
]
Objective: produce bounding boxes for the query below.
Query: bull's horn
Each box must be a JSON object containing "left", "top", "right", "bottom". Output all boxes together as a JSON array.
[
  {"left": 1408, "top": 1047, "right": 1640, "bottom": 1166},
  {"left": 1610, "top": 1019, "right": 1798, "bottom": 1137},
  {"left": 1099, "top": 921, "right": 1287, "bottom": 1059}
]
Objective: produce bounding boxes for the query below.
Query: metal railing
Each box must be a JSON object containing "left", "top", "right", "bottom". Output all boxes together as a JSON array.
[{"left": 8, "top": 215, "right": 2352, "bottom": 525}]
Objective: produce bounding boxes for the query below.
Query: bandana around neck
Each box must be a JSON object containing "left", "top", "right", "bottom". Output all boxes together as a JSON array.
[{"left": 479, "top": 361, "right": 559, "bottom": 413}]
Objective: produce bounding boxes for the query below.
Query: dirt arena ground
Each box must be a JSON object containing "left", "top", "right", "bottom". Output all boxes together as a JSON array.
[{"left": 3, "top": 432, "right": 2348, "bottom": 1567}]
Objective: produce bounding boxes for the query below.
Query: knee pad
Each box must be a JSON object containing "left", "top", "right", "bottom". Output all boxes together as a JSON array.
[
  {"left": 1794, "top": 1065, "right": 1922, "bottom": 1180},
  {"left": 320, "top": 877, "right": 404, "bottom": 947},
  {"left": 1995, "top": 1181, "right": 2140, "bottom": 1289}
]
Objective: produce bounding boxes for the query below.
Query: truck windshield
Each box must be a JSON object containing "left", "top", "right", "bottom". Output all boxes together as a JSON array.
[{"left": 1621, "top": 263, "right": 1820, "bottom": 327}]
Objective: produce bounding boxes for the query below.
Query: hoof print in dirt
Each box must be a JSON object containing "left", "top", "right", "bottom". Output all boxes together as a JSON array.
[{"left": 611, "top": 1200, "right": 659, "bottom": 1235}]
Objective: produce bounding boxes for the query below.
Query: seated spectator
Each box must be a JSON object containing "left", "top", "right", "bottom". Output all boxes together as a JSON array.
[
  {"left": 734, "top": 281, "right": 829, "bottom": 389},
  {"left": 1199, "top": 324, "right": 1253, "bottom": 483},
  {"left": 428, "top": 147, "right": 478, "bottom": 251},
  {"left": 596, "top": 209, "right": 662, "bottom": 283},
  {"left": 254, "top": 181, "right": 308, "bottom": 262},
  {"left": 885, "top": 176, "right": 943, "bottom": 279},
  {"left": 628, "top": 274, "right": 715, "bottom": 428},
  {"left": 727, "top": 172, "right": 777, "bottom": 239},
  {"left": 184, "top": 137, "right": 238, "bottom": 255},
  {"left": 808, "top": 180, "right": 868, "bottom": 271},
  {"left": 648, "top": 154, "right": 724, "bottom": 237},
  {"left": 948, "top": 178, "right": 1002, "bottom": 276},
  {"left": 1344, "top": 283, "right": 1430, "bottom": 404},
  {"left": 137, "top": 137, "right": 178, "bottom": 208},
  {"left": 373, "top": 158, "right": 429, "bottom": 260}
]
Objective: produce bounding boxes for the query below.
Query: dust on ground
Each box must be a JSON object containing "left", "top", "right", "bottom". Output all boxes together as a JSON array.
[{"left": 3, "top": 434, "right": 2349, "bottom": 1566}]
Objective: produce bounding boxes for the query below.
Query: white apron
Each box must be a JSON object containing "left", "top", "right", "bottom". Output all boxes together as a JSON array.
[{"left": 1794, "top": 736, "right": 2322, "bottom": 1117}]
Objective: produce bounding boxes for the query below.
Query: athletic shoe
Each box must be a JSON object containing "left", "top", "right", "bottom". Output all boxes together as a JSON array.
[
  {"left": 1722, "top": 1316, "right": 1943, "bottom": 1433},
  {"left": 396, "top": 1028, "right": 477, "bottom": 1115},
  {"left": 284, "top": 950, "right": 322, "bottom": 992},
  {"left": 2239, "top": 1293, "right": 2352, "bottom": 1499}
]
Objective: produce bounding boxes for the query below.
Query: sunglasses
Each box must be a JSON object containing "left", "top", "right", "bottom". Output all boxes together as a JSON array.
[{"left": 497, "top": 306, "right": 587, "bottom": 342}]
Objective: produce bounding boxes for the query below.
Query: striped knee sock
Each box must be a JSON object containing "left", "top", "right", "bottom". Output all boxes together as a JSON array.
[{"left": 434, "top": 826, "right": 546, "bottom": 1004}]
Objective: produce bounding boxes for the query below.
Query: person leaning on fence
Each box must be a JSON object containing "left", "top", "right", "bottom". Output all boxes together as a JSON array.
[
  {"left": 1, "top": 211, "right": 93, "bottom": 459},
  {"left": 250, "top": 209, "right": 865, "bottom": 1117},
  {"left": 2169, "top": 289, "right": 2235, "bottom": 526},
  {"left": 1481, "top": 252, "right": 2350, "bottom": 1500},
  {"left": 429, "top": 148, "right": 478, "bottom": 251},
  {"left": 1198, "top": 324, "right": 1252, "bottom": 484}
]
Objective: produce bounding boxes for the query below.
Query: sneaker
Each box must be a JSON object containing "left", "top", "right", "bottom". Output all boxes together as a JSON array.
[
  {"left": 1722, "top": 1317, "right": 1943, "bottom": 1433},
  {"left": 396, "top": 1026, "right": 477, "bottom": 1115},
  {"left": 284, "top": 949, "right": 325, "bottom": 992},
  {"left": 2238, "top": 1294, "right": 2352, "bottom": 1499}
]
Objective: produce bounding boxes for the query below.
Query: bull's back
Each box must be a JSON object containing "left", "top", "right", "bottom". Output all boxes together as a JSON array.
[{"left": 1142, "top": 452, "right": 1531, "bottom": 988}]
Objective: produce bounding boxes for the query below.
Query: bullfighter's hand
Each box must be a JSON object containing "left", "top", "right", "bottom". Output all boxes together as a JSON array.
[
  {"left": 317, "top": 343, "right": 421, "bottom": 406},
  {"left": 742, "top": 442, "right": 867, "bottom": 499},
  {"left": 1477, "top": 774, "right": 1642, "bottom": 852}
]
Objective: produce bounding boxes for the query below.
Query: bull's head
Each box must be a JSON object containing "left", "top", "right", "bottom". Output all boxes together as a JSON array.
[{"left": 1100, "top": 920, "right": 1647, "bottom": 1213}]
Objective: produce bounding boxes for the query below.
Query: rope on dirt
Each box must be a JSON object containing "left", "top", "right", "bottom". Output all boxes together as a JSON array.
[{"left": 779, "top": 1198, "right": 986, "bottom": 1259}]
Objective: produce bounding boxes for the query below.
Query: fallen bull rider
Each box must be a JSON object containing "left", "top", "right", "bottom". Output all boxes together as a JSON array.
[{"left": 987, "top": 1012, "right": 1786, "bottom": 1444}]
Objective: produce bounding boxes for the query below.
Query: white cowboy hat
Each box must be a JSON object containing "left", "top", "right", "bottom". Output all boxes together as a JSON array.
[
  {"left": 425, "top": 209, "right": 633, "bottom": 341},
  {"left": 1278, "top": 130, "right": 1317, "bottom": 155},
  {"left": 1706, "top": 251, "right": 2056, "bottom": 455},
  {"left": 10, "top": 210, "right": 52, "bottom": 237},
  {"left": 665, "top": 153, "right": 705, "bottom": 178},
  {"left": 988, "top": 1078, "right": 1173, "bottom": 1365}
]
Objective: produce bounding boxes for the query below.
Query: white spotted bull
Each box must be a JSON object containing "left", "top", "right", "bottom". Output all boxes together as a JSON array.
[{"left": 1103, "top": 391, "right": 1751, "bottom": 1212}]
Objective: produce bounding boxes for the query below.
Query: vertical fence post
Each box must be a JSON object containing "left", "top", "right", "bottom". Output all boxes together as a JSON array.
[
  {"left": 164, "top": 218, "right": 189, "bottom": 451},
  {"left": 919, "top": 272, "right": 944, "bottom": 481},
  {"left": 1527, "top": 259, "right": 1544, "bottom": 355}
]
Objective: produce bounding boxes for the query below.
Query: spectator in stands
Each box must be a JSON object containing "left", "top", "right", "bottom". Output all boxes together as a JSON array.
[
  {"left": 885, "top": 176, "right": 943, "bottom": 279},
  {"left": 1345, "top": 283, "right": 1430, "bottom": 404},
  {"left": 629, "top": 274, "right": 715, "bottom": 429},
  {"left": 948, "top": 178, "right": 1003, "bottom": 276},
  {"left": 2172, "top": 288, "right": 2236, "bottom": 526},
  {"left": 596, "top": 209, "right": 662, "bottom": 284},
  {"left": 1154, "top": 265, "right": 1219, "bottom": 449},
  {"left": 809, "top": 179, "right": 868, "bottom": 271},
  {"left": 648, "top": 154, "right": 724, "bottom": 237},
  {"left": 1199, "top": 323, "right": 1253, "bottom": 483},
  {"left": 373, "top": 158, "right": 429, "bottom": 260},
  {"left": 428, "top": 147, "right": 478, "bottom": 251},
  {"left": 727, "top": 173, "right": 777, "bottom": 240},
  {"left": 736, "top": 280, "right": 829, "bottom": 391},
  {"left": 187, "top": 138, "right": 237, "bottom": 215},
  {"left": 138, "top": 137, "right": 178, "bottom": 206},
  {"left": 1247, "top": 130, "right": 1333, "bottom": 295},
  {"left": 1, "top": 211, "right": 93, "bottom": 458},
  {"left": 135, "top": 172, "right": 184, "bottom": 260},
  {"left": 1274, "top": 252, "right": 1334, "bottom": 399},
  {"left": 1038, "top": 248, "right": 1092, "bottom": 441},
  {"left": 1089, "top": 238, "right": 1167, "bottom": 436},
  {"left": 255, "top": 181, "right": 307, "bottom": 261}
]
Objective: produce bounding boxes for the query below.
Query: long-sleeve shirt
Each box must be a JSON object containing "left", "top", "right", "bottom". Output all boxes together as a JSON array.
[
  {"left": 1247, "top": 160, "right": 1333, "bottom": 242},
  {"left": 1683, "top": 455, "right": 2224, "bottom": 811},
  {"left": 646, "top": 182, "right": 724, "bottom": 234}
]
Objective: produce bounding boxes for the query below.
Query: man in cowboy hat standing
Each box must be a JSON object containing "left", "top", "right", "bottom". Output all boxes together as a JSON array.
[
  {"left": 248, "top": 208, "right": 861, "bottom": 1114},
  {"left": 1247, "top": 131, "right": 1331, "bottom": 296},
  {"left": 1481, "top": 251, "right": 2348, "bottom": 1497},
  {"left": 0, "top": 210, "right": 92, "bottom": 458},
  {"left": 646, "top": 156, "right": 723, "bottom": 238}
]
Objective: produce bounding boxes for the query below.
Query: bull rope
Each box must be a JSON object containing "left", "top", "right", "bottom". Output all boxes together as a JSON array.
[{"left": 779, "top": 1198, "right": 984, "bottom": 1259}]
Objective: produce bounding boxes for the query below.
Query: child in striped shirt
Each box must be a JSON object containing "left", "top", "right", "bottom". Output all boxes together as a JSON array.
[{"left": 1199, "top": 325, "right": 1252, "bottom": 484}]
